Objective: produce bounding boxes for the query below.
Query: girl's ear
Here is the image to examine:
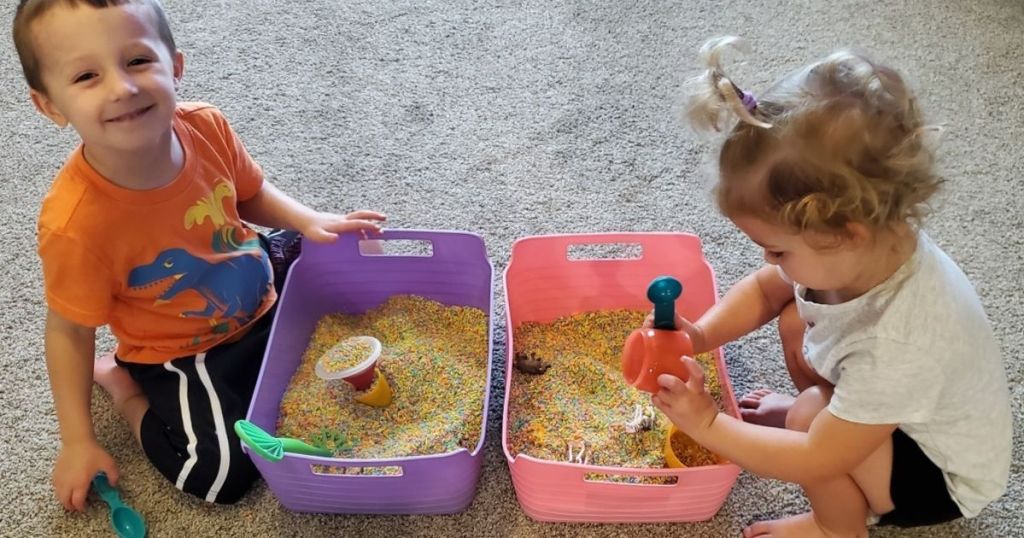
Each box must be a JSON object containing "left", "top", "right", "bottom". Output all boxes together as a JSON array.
[
  {"left": 845, "top": 221, "right": 873, "bottom": 247},
  {"left": 30, "top": 89, "right": 69, "bottom": 128}
]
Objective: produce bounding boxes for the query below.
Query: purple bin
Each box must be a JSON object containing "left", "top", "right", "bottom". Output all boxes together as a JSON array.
[{"left": 244, "top": 230, "right": 494, "bottom": 514}]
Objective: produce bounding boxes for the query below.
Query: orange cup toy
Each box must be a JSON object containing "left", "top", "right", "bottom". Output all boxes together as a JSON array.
[
  {"left": 315, "top": 335, "right": 393, "bottom": 407},
  {"left": 621, "top": 276, "right": 692, "bottom": 393}
]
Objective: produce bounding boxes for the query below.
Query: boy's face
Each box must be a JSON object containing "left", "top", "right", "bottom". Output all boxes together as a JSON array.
[{"left": 28, "top": 3, "right": 183, "bottom": 154}]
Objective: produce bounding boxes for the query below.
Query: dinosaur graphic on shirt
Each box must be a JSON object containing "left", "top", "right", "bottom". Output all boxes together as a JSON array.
[{"left": 127, "top": 247, "right": 272, "bottom": 325}]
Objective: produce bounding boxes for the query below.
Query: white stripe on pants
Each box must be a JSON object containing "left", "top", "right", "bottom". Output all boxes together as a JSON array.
[{"left": 165, "top": 352, "right": 232, "bottom": 503}]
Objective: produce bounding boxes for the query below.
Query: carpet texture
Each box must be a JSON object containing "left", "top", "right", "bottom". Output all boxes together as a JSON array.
[{"left": 1, "top": 1, "right": 1021, "bottom": 536}]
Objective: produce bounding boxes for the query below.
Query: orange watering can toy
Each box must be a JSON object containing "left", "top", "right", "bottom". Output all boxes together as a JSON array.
[{"left": 621, "top": 276, "right": 692, "bottom": 393}]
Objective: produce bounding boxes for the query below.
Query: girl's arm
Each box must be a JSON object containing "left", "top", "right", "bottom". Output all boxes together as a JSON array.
[
  {"left": 654, "top": 358, "right": 895, "bottom": 484},
  {"left": 689, "top": 264, "right": 794, "bottom": 353},
  {"left": 700, "top": 410, "right": 894, "bottom": 483},
  {"left": 237, "top": 181, "right": 385, "bottom": 243}
]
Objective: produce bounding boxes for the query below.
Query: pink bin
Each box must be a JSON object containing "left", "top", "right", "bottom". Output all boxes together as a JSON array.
[
  {"left": 245, "top": 230, "right": 493, "bottom": 514},
  {"left": 502, "top": 233, "right": 742, "bottom": 523}
]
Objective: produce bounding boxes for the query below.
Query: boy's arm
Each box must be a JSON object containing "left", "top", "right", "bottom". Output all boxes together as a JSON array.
[
  {"left": 236, "top": 181, "right": 385, "bottom": 243},
  {"left": 45, "top": 309, "right": 118, "bottom": 512},
  {"left": 688, "top": 264, "right": 795, "bottom": 353}
]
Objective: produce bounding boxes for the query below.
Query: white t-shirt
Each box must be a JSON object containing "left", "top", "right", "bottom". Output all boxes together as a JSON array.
[{"left": 790, "top": 232, "right": 1011, "bottom": 518}]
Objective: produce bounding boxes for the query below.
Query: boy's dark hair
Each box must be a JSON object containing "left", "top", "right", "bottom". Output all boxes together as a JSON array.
[{"left": 12, "top": 0, "right": 176, "bottom": 94}]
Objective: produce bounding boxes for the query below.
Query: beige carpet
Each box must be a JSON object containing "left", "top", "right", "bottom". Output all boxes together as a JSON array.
[{"left": 1, "top": 1, "right": 1021, "bottom": 536}]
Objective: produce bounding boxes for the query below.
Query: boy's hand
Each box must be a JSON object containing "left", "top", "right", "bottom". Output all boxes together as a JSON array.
[
  {"left": 53, "top": 439, "right": 119, "bottom": 512},
  {"left": 652, "top": 357, "right": 719, "bottom": 437},
  {"left": 300, "top": 210, "right": 386, "bottom": 243},
  {"left": 642, "top": 312, "right": 708, "bottom": 353}
]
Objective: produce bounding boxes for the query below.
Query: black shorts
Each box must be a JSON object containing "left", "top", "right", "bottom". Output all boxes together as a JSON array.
[
  {"left": 114, "top": 230, "right": 301, "bottom": 504},
  {"left": 877, "top": 428, "right": 963, "bottom": 527},
  {"left": 116, "top": 313, "right": 274, "bottom": 504}
]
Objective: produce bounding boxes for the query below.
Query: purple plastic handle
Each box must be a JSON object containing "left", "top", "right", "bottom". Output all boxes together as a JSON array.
[{"left": 245, "top": 229, "right": 494, "bottom": 514}]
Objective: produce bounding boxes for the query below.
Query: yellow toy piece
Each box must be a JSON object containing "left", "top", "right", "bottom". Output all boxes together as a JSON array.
[
  {"left": 353, "top": 368, "right": 393, "bottom": 407},
  {"left": 663, "top": 425, "right": 687, "bottom": 468}
]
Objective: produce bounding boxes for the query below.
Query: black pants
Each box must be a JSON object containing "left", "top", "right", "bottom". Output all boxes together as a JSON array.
[
  {"left": 877, "top": 428, "right": 963, "bottom": 527},
  {"left": 115, "top": 231, "right": 301, "bottom": 504}
]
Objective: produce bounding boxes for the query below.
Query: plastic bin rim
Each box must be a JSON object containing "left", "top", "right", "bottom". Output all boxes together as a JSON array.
[{"left": 245, "top": 227, "right": 495, "bottom": 460}]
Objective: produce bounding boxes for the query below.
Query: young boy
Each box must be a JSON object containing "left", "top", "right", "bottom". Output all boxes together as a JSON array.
[{"left": 13, "top": 0, "right": 386, "bottom": 509}]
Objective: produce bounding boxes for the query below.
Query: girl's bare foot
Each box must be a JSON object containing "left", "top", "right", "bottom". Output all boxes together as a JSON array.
[
  {"left": 743, "top": 512, "right": 862, "bottom": 538},
  {"left": 739, "top": 389, "right": 794, "bottom": 428}
]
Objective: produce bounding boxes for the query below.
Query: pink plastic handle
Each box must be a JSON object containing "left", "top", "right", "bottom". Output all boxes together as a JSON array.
[
  {"left": 508, "top": 233, "right": 704, "bottom": 271},
  {"left": 505, "top": 233, "right": 714, "bottom": 326},
  {"left": 513, "top": 452, "right": 736, "bottom": 487}
]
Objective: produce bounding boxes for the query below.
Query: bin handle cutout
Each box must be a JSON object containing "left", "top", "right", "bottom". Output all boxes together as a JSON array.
[
  {"left": 582, "top": 472, "right": 679, "bottom": 486},
  {"left": 309, "top": 463, "right": 405, "bottom": 477},
  {"left": 566, "top": 242, "right": 643, "bottom": 261},
  {"left": 360, "top": 238, "right": 434, "bottom": 257}
]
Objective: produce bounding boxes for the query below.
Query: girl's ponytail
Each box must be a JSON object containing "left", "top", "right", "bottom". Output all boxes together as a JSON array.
[{"left": 686, "top": 36, "right": 772, "bottom": 133}]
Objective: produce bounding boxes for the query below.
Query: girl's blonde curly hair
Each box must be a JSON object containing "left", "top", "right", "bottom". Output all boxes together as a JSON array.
[{"left": 687, "top": 36, "right": 942, "bottom": 239}]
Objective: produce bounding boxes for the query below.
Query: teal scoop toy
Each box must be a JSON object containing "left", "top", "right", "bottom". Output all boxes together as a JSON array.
[
  {"left": 234, "top": 419, "right": 332, "bottom": 462},
  {"left": 92, "top": 472, "right": 146, "bottom": 538}
]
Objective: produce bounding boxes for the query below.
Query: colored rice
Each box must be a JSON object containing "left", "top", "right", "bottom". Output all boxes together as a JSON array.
[
  {"left": 277, "top": 295, "right": 488, "bottom": 474},
  {"left": 670, "top": 429, "right": 720, "bottom": 467},
  {"left": 507, "top": 309, "right": 725, "bottom": 477}
]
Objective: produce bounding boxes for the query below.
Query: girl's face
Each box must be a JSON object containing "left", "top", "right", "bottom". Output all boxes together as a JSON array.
[{"left": 732, "top": 215, "right": 875, "bottom": 299}]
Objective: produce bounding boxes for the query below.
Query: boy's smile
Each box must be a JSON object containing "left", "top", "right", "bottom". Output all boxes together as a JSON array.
[
  {"left": 27, "top": 2, "right": 184, "bottom": 187},
  {"left": 106, "top": 104, "right": 155, "bottom": 124}
]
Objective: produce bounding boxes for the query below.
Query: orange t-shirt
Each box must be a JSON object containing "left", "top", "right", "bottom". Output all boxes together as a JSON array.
[{"left": 38, "top": 103, "right": 277, "bottom": 364}]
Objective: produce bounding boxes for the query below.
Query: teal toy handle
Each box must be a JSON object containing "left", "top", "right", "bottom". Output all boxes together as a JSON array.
[
  {"left": 92, "top": 472, "right": 126, "bottom": 509},
  {"left": 280, "top": 438, "right": 333, "bottom": 457},
  {"left": 92, "top": 471, "right": 147, "bottom": 538},
  {"left": 648, "top": 276, "right": 683, "bottom": 330}
]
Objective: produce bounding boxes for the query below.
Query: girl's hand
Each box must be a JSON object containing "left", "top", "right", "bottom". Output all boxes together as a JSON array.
[
  {"left": 301, "top": 210, "right": 386, "bottom": 243},
  {"left": 53, "top": 439, "right": 118, "bottom": 512},
  {"left": 642, "top": 312, "right": 708, "bottom": 353},
  {"left": 652, "top": 357, "right": 719, "bottom": 437}
]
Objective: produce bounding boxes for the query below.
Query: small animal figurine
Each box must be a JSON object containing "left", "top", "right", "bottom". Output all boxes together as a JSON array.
[
  {"left": 514, "top": 351, "right": 551, "bottom": 375},
  {"left": 624, "top": 404, "right": 656, "bottom": 433},
  {"left": 567, "top": 440, "right": 589, "bottom": 465}
]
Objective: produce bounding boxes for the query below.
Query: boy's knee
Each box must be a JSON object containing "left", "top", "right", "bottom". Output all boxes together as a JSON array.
[
  {"left": 181, "top": 454, "right": 260, "bottom": 504},
  {"left": 209, "top": 468, "right": 260, "bottom": 504},
  {"left": 211, "top": 454, "right": 261, "bottom": 504}
]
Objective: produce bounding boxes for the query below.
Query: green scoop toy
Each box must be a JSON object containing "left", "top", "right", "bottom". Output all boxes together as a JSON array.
[{"left": 234, "top": 419, "right": 332, "bottom": 462}]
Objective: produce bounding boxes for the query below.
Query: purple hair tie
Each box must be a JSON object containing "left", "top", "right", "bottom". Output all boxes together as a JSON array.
[{"left": 739, "top": 90, "right": 758, "bottom": 112}]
